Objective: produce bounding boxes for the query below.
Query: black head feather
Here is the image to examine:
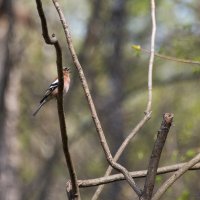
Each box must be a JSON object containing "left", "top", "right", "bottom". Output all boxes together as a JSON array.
[{"left": 63, "top": 67, "right": 70, "bottom": 72}]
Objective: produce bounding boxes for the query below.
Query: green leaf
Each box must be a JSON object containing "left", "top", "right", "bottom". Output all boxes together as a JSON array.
[
  {"left": 185, "top": 149, "right": 196, "bottom": 159},
  {"left": 132, "top": 44, "right": 141, "bottom": 51}
]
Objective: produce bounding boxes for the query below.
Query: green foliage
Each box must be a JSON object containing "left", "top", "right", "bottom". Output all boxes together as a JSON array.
[
  {"left": 177, "top": 190, "right": 190, "bottom": 200},
  {"left": 127, "top": 0, "right": 149, "bottom": 16},
  {"left": 193, "top": 67, "right": 200, "bottom": 75},
  {"left": 185, "top": 149, "right": 196, "bottom": 159},
  {"left": 155, "top": 175, "right": 163, "bottom": 185},
  {"left": 87, "top": 159, "right": 105, "bottom": 176}
]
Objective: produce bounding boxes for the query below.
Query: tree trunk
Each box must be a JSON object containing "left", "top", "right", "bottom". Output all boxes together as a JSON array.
[{"left": 0, "top": 1, "right": 22, "bottom": 199}]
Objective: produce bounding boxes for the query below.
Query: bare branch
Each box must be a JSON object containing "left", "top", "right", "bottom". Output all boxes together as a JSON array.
[
  {"left": 51, "top": 0, "right": 142, "bottom": 197},
  {"left": 146, "top": 0, "right": 156, "bottom": 113},
  {"left": 152, "top": 153, "right": 200, "bottom": 200},
  {"left": 35, "top": 0, "right": 80, "bottom": 199},
  {"left": 78, "top": 162, "right": 200, "bottom": 187},
  {"left": 141, "top": 113, "right": 174, "bottom": 200},
  {"left": 35, "top": 0, "right": 56, "bottom": 44},
  {"left": 132, "top": 45, "right": 200, "bottom": 65}
]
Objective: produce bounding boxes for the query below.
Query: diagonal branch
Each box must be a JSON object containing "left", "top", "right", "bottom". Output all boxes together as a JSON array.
[
  {"left": 152, "top": 153, "right": 200, "bottom": 200},
  {"left": 141, "top": 113, "right": 174, "bottom": 200},
  {"left": 35, "top": 0, "right": 80, "bottom": 199},
  {"left": 78, "top": 162, "right": 200, "bottom": 187},
  {"left": 51, "top": 0, "right": 142, "bottom": 197}
]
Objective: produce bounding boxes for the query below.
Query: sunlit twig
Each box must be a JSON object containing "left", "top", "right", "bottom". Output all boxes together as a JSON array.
[{"left": 132, "top": 45, "right": 200, "bottom": 65}]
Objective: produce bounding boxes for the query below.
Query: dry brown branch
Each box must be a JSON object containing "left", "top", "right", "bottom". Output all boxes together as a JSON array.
[
  {"left": 35, "top": 0, "right": 80, "bottom": 199},
  {"left": 152, "top": 153, "right": 200, "bottom": 200},
  {"left": 51, "top": 0, "right": 142, "bottom": 197},
  {"left": 78, "top": 162, "right": 200, "bottom": 187},
  {"left": 141, "top": 113, "right": 173, "bottom": 200}
]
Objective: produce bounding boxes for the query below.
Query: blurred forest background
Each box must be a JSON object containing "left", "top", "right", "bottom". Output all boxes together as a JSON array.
[{"left": 1, "top": 0, "right": 200, "bottom": 199}]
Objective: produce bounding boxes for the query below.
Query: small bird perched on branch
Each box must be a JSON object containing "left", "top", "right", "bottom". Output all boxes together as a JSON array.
[{"left": 33, "top": 67, "right": 70, "bottom": 116}]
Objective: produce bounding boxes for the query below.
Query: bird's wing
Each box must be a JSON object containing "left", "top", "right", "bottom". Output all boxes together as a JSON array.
[
  {"left": 40, "top": 79, "right": 59, "bottom": 103},
  {"left": 48, "top": 79, "right": 59, "bottom": 92}
]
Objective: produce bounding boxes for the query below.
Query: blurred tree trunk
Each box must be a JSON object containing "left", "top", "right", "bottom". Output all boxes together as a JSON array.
[
  {"left": 21, "top": 143, "right": 60, "bottom": 200},
  {"left": 0, "top": 0, "right": 21, "bottom": 199},
  {"left": 78, "top": 0, "right": 104, "bottom": 97},
  {"left": 103, "top": 0, "right": 127, "bottom": 198},
  {"left": 105, "top": 0, "right": 127, "bottom": 153},
  {"left": 80, "top": 0, "right": 127, "bottom": 154},
  {"left": 79, "top": 1, "right": 128, "bottom": 198}
]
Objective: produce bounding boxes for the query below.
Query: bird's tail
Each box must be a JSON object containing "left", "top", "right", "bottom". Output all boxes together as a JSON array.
[{"left": 32, "top": 101, "right": 46, "bottom": 116}]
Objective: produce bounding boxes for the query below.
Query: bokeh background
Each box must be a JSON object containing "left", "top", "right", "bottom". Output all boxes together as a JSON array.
[{"left": 1, "top": 0, "right": 200, "bottom": 199}]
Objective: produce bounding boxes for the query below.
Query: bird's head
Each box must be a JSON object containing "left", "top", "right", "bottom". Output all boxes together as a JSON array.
[
  {"left": 63, "top": 67, "right": 70, "bottom": 71},
  {"left": 63, "top": 67, "right": 70, "bottom": 73}
]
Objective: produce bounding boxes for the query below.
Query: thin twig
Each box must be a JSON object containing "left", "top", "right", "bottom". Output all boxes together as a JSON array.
[
  {"left": 133, "top": 46, "right": 200, "bottom": 65},
  {"left": 146, "top": 0, "right": 156, "bottom": 113},
  {"left": 78, "top": 162, "right": 200, "bottom": 187},
  {"left": 141, "top": 113, "right": 174, "bottom": 200},
  {"left": 52, "top": 0, "right": 142, "bottom": 197},
  {"left": 152, "top": 153, "right": 200, "bottom": 200},
  {"left": 92, "top": 0, "right": 156, "bottom": 198},
  {"left": 35, "top": 1, "right": 80, "bottom": 199}
]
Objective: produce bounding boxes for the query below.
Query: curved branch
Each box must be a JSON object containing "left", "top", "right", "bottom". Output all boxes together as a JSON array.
[{"left": 35, "top": 1, "right": 80, "bottom": 199}]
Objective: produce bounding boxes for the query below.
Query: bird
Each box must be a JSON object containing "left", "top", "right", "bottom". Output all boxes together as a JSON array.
[{"left": 33, "top": 67, "right": 70, "bottom": 116}]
